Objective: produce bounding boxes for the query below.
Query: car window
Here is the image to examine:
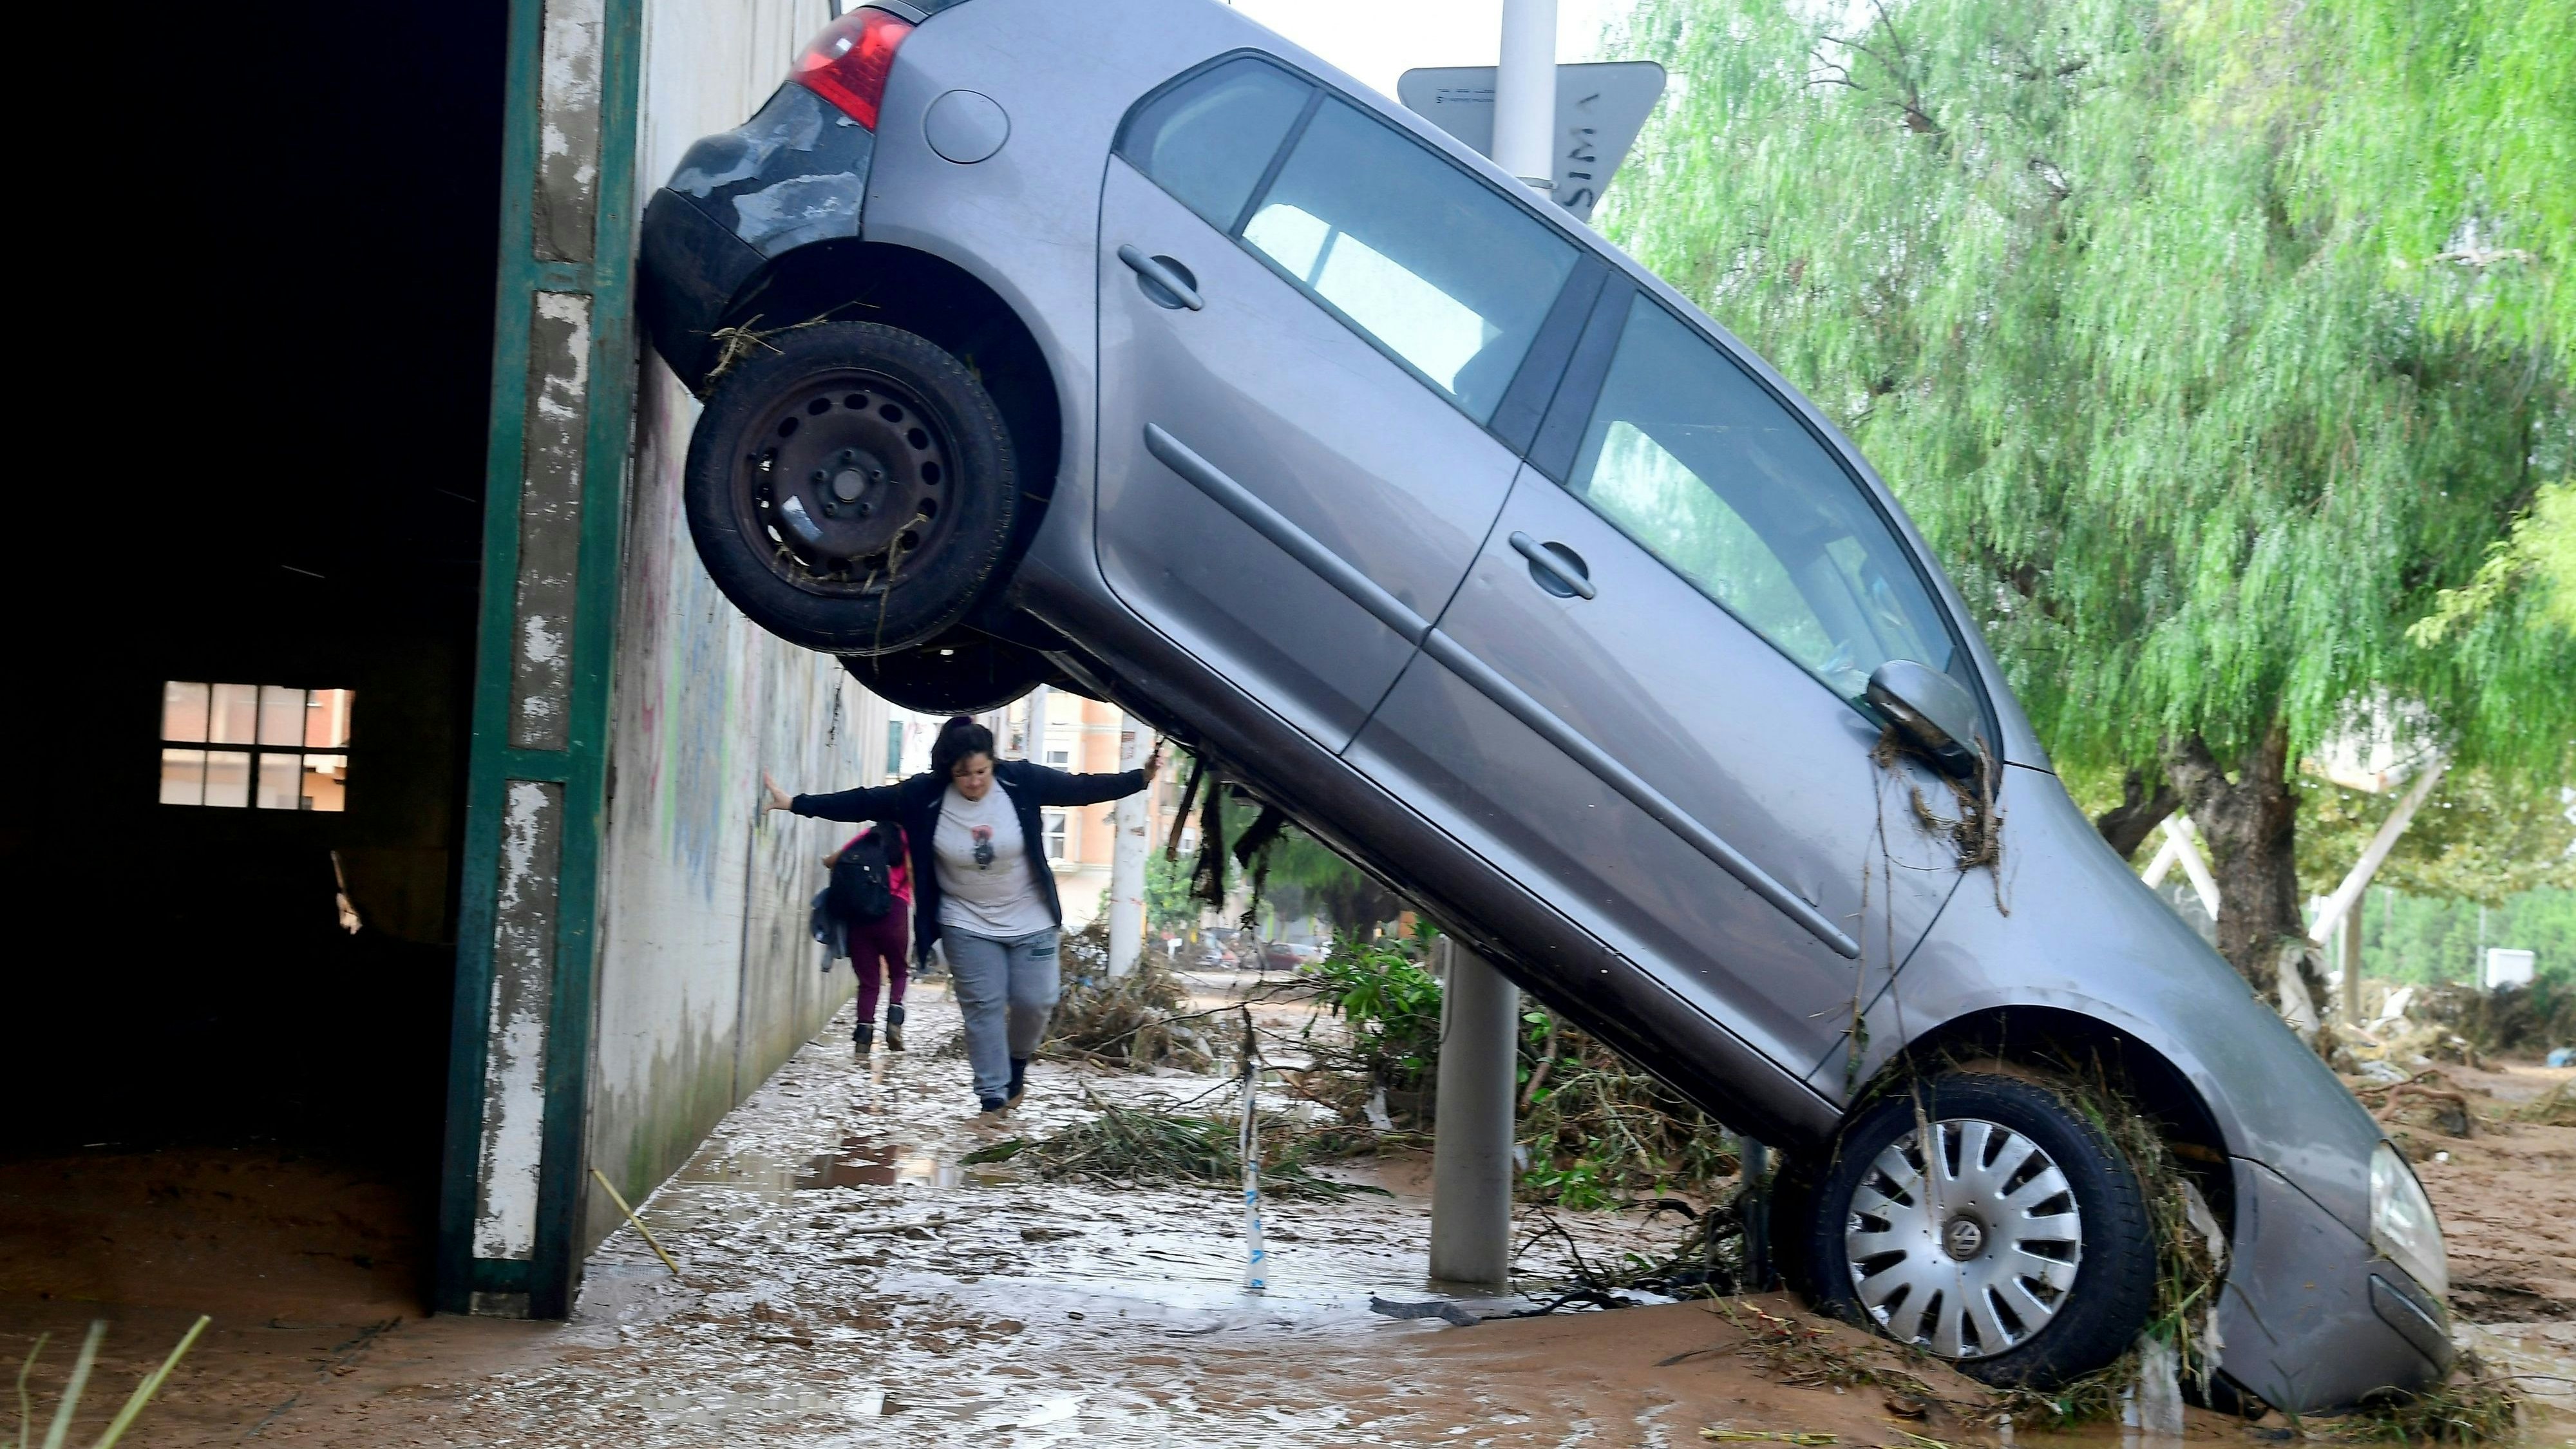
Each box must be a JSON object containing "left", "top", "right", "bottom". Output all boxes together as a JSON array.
[
  {"left": 1240, "top": 99, "right": 1578, "bottom": 424},
  {"left": 1118, "top": 57, "right": 1314, "bottom": 231},
  {"left": 1567, "top": 294, "right": 1960, "bottom": 706}
]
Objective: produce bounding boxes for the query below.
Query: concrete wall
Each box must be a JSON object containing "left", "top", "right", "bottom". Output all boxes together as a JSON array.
[{"left": 578, "top": 0, "right": 878, "bottom": 1258}]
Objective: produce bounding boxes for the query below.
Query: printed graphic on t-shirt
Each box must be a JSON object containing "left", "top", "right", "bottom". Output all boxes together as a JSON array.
[{"left": 971, "top": 825, "right": 995, "bottom": 867}]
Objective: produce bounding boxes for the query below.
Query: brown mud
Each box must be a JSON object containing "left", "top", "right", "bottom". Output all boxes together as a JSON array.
[
  {"left": 3, "top": 987, "right": 2570, "bottom": 1445},
  {"left": 2359, "top": 1057, "right": 2576, "bottom": 1435}
]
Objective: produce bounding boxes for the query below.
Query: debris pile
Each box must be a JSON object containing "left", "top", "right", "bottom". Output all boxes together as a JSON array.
[
  {"left": 2512, "top": 1076, "right": 2575, "bottom": 1126},
  {"left": 963, "top": 1095, "right": 1389, "bottom": 1200},
  {"left": 1516, "top": 1019, "right": 1740, "bottom": 1208},
  {"left": 2354, "top": 1068, "right": 2481, "bottom": 1150},
  {"left": 1043, "top": 920, "right": 1218, "bottom": 1072},
  {"left": 2410, "top": 980, "right": 2576, "bottom": 1059},
  {"left": 1292, "top": 936, "right": 1443, "bottom": 1125},
  {"left": 1291, "top": 936, "right": 1743, "bottom": 1208}
]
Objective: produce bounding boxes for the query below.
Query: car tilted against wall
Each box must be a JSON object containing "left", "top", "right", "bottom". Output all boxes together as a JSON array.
[{"left": 638, "top": 0, "right": 2452, "bottom": 1411}]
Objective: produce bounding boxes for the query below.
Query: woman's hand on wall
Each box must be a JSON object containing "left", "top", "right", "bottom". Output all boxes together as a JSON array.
[{"left": 762, "top": 772, "right": 795, "bottom": 814}]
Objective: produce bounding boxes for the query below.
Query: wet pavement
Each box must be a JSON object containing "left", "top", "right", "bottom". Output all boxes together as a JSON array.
[
  {"left": 427, "top": 982, "right": 1676, "bottom": 1446},
  {"left": 12, "top": 981, "right": 2571, "bottom": 1446}
]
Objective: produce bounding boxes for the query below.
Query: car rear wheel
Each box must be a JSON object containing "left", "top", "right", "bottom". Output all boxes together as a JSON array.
[
  {"left": 684, "top": 321, "right": 1017, "bottom": 654},
  {"left": 1810, "top": 1072, "right": 2155, "bottom": 1388}
]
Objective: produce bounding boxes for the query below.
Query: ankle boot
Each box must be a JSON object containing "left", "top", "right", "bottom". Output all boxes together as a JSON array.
[
  {"left": 884, "top": 1003, "right": 906, "bottom": 1052},
  {"left": 853, "top": 1023, "right": 874, "bottom": 1058}
]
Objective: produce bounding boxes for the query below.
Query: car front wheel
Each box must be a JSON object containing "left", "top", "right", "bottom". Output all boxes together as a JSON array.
[
  {"left": 683, "top": 321, "right": 1018, "bottom": 654},
  {"left": 1809, "top": 1071, "right": 2155, "bottom": 1387}
]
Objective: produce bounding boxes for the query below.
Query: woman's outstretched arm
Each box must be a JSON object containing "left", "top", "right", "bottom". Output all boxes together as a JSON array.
[
  {"left": 766, "top": 770, "right": 904, "bottom": 822},
  {"left": 1020, "top": 743, "right": 1162, "bottom": 807}
]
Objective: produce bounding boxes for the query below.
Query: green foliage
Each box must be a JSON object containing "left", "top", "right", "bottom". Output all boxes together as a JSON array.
[
  {"left": 1515, "top": 1009, "right": 1741, "bottom": 1209},
  {"left": 1142, "top": 846, "right": 1197, "bottom": 935},
  {"left": 2298, "top": 769, "right": 2576, "bottom": 904},
  {"left": 1296, "top": 942, "right": 1742, "bottom": 1207},
  {"left": 2358, "top": 886, "right": 2576, "bottom": 987},
  {"left": 2412, "top": 481, "right": 2576, "bottom": 643},
  {"left": 1257, "top": 822, "right": 1404, "bottom": 933},
  {"left": 1607, "top": 0, "right": 2576, "bottom": 788},
  {"left": 1300, "top": 935, "right": 1444, "bottom": 1094}
]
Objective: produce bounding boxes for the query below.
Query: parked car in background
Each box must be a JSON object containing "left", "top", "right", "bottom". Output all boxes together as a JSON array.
[
  {"left": 1260, "top": 940, "right": 1324, "bottom": 974},
  {"left": 639, "top": 0, "right": 2450, "bottom": 1410}
]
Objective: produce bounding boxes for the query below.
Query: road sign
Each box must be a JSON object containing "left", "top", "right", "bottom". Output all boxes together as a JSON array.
[{"left": 1396, "top": 61, "right": 1667, "bottom": 222}]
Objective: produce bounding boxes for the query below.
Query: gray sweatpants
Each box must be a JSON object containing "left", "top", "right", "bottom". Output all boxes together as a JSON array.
[{"left": 941, "top": 926, "right": 1061, "bottom": 1104}]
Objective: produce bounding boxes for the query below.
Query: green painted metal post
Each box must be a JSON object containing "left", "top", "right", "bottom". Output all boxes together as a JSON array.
[{"left": 437, "top": 0, "right": 643, "bottom": 1318}]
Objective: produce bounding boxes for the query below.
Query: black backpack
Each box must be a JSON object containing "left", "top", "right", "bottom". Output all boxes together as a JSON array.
[{"left": 826, "top": 826, "right": 900, "bottom": 925}]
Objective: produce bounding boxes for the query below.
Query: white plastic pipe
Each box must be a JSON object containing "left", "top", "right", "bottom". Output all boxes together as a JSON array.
[
  {"left": 2308, "top": 755, "right": 2445, "bottom": 945},
  {"left": 2161, "top": 816, "right": 2221, "bottom": 922},
  {"left": 2139, "top": 834, "right": 2182, "bottom": 889},
  {"left": 1109, "top": 715, "right": 1149, "bottom": 977},
  {"left": 1492, "top": 0, "right": 1558, "bottom": 189}
]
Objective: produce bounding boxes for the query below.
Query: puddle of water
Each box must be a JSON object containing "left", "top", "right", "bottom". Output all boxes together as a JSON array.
[{"left": 793, "top": 1136, "right": 1014, "bottom": 1191}]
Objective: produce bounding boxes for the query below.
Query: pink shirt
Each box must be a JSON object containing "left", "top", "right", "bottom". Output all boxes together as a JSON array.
[{"left": 838, "top": 829, "right": 914, "bottom": 904}]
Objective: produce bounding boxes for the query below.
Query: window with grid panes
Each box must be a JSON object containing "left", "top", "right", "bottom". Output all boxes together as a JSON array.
[{"left": 158, "top": 683, "right": 352, "bottom": 810}]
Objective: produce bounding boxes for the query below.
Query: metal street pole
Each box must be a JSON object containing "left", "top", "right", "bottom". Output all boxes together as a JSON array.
[
  {"left": 1425, "top": 0, "right": 1555, "bottom": 1296},
  {"left": 1492, "top": 0, "right": 1559, "bottom": 191},
  {"left": 1429, "top": 934, "right": 1519, "bottom": 1287},
  {"left": 1109, "top": 714, "right": 1149, "bottom": 977}
]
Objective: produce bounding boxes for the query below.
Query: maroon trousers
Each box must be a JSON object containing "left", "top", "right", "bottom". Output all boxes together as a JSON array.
[{"left": 846, "top": 909, "right": 910, "bottom": 1024}]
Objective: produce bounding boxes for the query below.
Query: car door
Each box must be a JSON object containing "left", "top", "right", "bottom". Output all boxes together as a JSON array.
[
  {"left": 1095, "top": 56, "right": 1584, "bottom": 753},
  {"left": 1349, "top": 284, "right": 1980, "bottom": 1081}
]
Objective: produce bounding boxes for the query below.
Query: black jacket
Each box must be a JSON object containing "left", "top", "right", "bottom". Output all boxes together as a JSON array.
[{"left": 791, "top": 759, "right": 1146, "bottom": 962}]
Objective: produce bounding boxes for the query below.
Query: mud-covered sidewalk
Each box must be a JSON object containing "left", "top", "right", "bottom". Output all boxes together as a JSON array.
[
  {"left": 238, "top": 983, "right": 1785, "bottom": 1446},
  {"left": 10, "top": 986, "right": 2575, "bottom": 1446}
]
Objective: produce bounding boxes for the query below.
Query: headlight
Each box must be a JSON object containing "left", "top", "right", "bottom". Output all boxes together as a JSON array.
[{"left": 2370, "top": 1142, "right": 2448, "bottom": 1299}]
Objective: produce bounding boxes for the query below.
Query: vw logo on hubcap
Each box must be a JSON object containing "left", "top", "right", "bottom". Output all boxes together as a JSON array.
[{"left": 1942, "top": 1215, "right": 1987, "bottom": 1260}]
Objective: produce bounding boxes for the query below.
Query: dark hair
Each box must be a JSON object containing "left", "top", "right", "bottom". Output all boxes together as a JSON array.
[{"left": 929, "top": 715, "right": 994, "bottom": 781}]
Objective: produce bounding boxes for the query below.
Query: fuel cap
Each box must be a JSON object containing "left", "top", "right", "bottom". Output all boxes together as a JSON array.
[{"left": 924, "top": 90, "right": 1009, "bottom": 164}]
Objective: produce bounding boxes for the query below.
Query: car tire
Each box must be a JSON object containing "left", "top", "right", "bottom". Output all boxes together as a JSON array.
[
  {"left": 1808, "top": 1072, "right": 2155, "bottom": 1388},
  {"left": 684, "top": 321, "right": 1017, "bottom": 654},
  {"left": 840, "top": 632, "right": 1054, "bottom": 714}
]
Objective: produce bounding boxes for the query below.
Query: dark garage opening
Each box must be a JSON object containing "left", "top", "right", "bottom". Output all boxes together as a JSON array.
[{"left": 2, "top": 0, "right": 509, "bottom": 1333}]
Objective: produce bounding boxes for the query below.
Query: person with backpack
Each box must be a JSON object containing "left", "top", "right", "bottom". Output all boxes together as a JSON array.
[
  {"left": 764, "top": 715, "right": 1159, "bottom": 1119},
  {"left": 815, "top": 822, "right": 912, "bottom": 1056}
]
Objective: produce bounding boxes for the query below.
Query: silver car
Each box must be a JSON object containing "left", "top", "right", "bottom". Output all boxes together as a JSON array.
[{"left": 638, "top": 0, "right": 2450, "bottom": 1410}]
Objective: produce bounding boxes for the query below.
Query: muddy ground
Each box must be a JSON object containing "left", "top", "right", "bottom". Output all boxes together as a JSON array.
[{"left": 4, "top": 981, "right": 2572, "bottom": 1446}]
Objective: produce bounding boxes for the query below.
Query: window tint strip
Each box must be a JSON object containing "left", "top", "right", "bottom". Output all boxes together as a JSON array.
[
  {"left": 1530, "top": 280, "right": 1635, "bottom": 482},
  {"left": 1488, "top": 258, "right": 1607, "bottom": 456},
  {"left": 1229, "top": 82, "right": 1323, "bottom": 238}
]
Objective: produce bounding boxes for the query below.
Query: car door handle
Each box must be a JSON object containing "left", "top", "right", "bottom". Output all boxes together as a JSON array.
[
  {"left": 1510, "top": 532, "right": 1596, "bottom": 600},
  {"left": 1118, "top": 245, "right": 1203, "bottom": 310}
]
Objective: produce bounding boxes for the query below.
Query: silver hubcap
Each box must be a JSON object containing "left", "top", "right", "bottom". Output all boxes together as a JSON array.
[{"left": 1844, "top": 1117, "right": 2083, "bottom": 1359}]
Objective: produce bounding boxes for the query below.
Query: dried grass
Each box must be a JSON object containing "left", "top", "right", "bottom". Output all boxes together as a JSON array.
[
  {"left": 2510, "top": 1077, "right": 2575, "bottom": 1126},
  {"left": 963, "top": 1095, "right": 1388, "bottom": 1200},
  {"left": 2303, "top": 1352, "right": 2526, "bottom": 1443}
]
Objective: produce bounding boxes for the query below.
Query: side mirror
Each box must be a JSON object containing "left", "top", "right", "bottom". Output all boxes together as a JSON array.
[{"left": 1865, "top": 660, "right": 1986, "bottom": 779}]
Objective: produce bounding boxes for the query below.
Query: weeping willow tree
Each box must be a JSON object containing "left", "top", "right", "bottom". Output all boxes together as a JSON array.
[{"left": 1608, "top": 0, "right": 2574, "bottom": 990}]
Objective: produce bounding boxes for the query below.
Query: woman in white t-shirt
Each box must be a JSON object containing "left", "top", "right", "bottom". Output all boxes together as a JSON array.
[{"left": 767, "top": 715, "right": 1157, "bottom": 1117}]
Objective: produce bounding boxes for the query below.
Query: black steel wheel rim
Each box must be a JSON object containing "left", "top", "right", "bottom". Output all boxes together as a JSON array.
[{"left": 734, "top": 368, "right": 957, "bottom": 597}]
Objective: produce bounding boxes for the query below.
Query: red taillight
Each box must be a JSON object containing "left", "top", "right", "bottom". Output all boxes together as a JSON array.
[{"left": 792, "top": 6, "right": 914, "bottom": 129}]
